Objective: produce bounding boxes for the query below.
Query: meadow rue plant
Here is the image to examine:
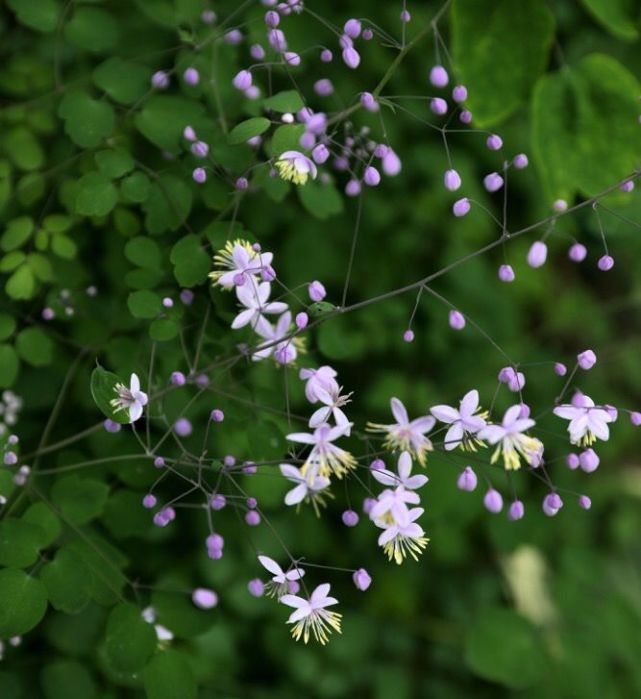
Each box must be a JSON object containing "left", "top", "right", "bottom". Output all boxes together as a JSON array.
[{"left": 2, "top": 0, "right": 641, "bottom": 694}]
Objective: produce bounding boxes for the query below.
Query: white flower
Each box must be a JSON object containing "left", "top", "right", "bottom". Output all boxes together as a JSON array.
[
  {"left": 231, "top": 280, "right": 288, "bottom": 331},
  {"left": 275, "top": 150, "right": 318, "bottom": 185},
  {"left": 110, "top": 373, "right": 148, "bottom": 423},
  {"left": 478, "top": 405, "right": 543, "bottom": 471},
  {"left": 371, "top": 451, "right": 428, "bottom": 491},
  {"left": 299, "top": 366, "right": 339, "bottom": 403},
  {"left": 367, "top": 397, "right": 435, "bottom": 465},
  {"left": 209, "top": 239, "right": 274, "bottom": 289},
  {"left": 258, "top": 555, "right": 305, "bottom": 598},
  {"left": 279, "top": 463, "right": 332, "bottom": 514},
  {"left": 308, "top": 385, "right": 352, "bottom": 435},
  {"left": 553, "top": 395, "right": 613, "bottom": 446},
  {"left": 369, "top": 486, "right": 420, "bottom": 523},
  {"left": 430, "top": 389, "right": 487, "bottom": 451},
  {"left": 280, "top": 583, "right": 342, "bottom": 644},
  {"left": 375, "top": 507, "right": 429, "bottom": 564},
  {"left": 286, "top": 422, "right": 355, "bottom": 479},
  {"left": 253, "top": 311, "right": 298, "bottom": 365}
]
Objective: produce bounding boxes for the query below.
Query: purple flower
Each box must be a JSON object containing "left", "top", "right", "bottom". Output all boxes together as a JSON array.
[
  {"left": 553, "top": 394, "right": 613, "bottom": 446},
  {"left": 192, "top": 588, "right": 219, "bottom": 609},
  {"left": 444, "top": 169, "right": 462, "bottom": 191},
  {"left": 429, "top": 65, "right": 449, "bottom": 88},
  {"left": 478, "top": 405, "right": 543, "bottom": 471},
  {"left": 275, "top": 150, "right": 317, "bottom": 185},
  {"left": 453, "top": 198, "right": 471, "bottom": 217},
  {"left": 483, "top": 488, "right": 503, "bottom": 513},
  {"left": 457, "top": 466, "right": 477, "bottom": 492},
  {"left": 280, "top": 583, "right": 342, "bottom": 644},
  {"left": 527, "top": 241, "right": 547, "bottom": 268},
  {"left": 430, "top": 389, "right": 487, "bottom": 450},
  {"left": 352, "top": 568, "right": 371, "bottom": 591},
  {"left": 498, "top": 264, "right": 515, "bottom": 282},
  {"left": 308, "top": 280, "right": 326, "bottom": 302},
  {"left": 577, "top": 349, "right": 597, "bottom": 370},
  {"left": 231, "top": 280, "right": 288, "bottom": 331},
  {"left": 232, "top": 70, "right": 252, "bottom": 90},
  {"left": 110, "top": 373, "right": 148, "bottom": 423},
  {"left": 371, "top": 451, "right": 428, "bottom": 490}
]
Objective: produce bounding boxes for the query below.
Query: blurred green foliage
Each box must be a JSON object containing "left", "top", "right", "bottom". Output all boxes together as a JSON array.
[{"left": 1, "top": 0, "right": 641, "bottom": 697}]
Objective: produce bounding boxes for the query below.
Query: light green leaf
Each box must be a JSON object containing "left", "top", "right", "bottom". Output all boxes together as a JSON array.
[
  {"left": 124, "top": 237, "right": 162, "bottom": 269},
  {"left": 58, "top": 91, "right": 115, "bottom": 148},
  {"left": 149, "top": 319, "right": 178, "bottom": 342},
  {"left": 0, "top": 313, "right": 16, "bottom": 341},
  {"left": 298, "top": 179, "right": 344, "bottom": 219},
  {"left": 143, "top": 174, "right": 192, "bottom": 234},
  {"left": 170, "top": 234, "right": 210, "bottom": 287},
  {"left": 5, "top": 265, "right": 35, "bottom": 300},
  {"left": 532, "top": 54, "right": 641, "bottom": 199},
  {"left": 15, "top": 327, "right": 54, "bottom": 367},
  {"left": 51, "top": 475, "right": 110, "bottom": 526},
  {"left": 0, "top": 519, "right": 45, "bottom": 568},
  {"left": 7, "top": 0, "right": 61, "bottom": 33},
  {"left": 143, "top": 651, "right": 197, "bottom": 699},
  {"left": 95, "top": 149, "right": 134, "bottom": 179},
  {"left": 121, "top": 171, "right": 151, "bottom": 203},
  {"left": 22, "top": 503, "right": 61, "bottom": 548},
  {"left": 228, "top": 117, "right": 271, "bottom": 145},
  {"left": 0, "top": 569, "right": 47, "bottom": 638},
  {"left": 105, "top": 603, "right": 157, "bottom": 673},
  {"left": 93, "top": 57, "right": 152, "bottom": 106},
  {"left": 580, "top": 0, "right": 638, "bottom": 40},
  {"left": 134, "top": 95, "right": 205, "bottom": 152},
  {"left": 3, "top": 127, "right": 44, "bottom": 171},
  {"left": 74, "top": 172, "right": 118, "bottom": 217},
  {"left": 127, "top": 289, "right": 161, "bottom": 319},
  {"left": 451, "top": 0, "right": 555, "bottom": 125},
  {"left": 41, "top": 548, "right": 93, "bottom": 614},
  {"left": 65, "top": 7, "right": 119, "bottom": 52},
  {"left": 263, "top": 90, "right": 305, "bottom": 113},
  {"left": 0, "top": 344, "right": 20, "bottom": 387},
  {"left": 1, "top": 217, "right": 34, "bottom": 252},
  {"left": 271, "top": 124, "right": 305, "bottom": 155}
]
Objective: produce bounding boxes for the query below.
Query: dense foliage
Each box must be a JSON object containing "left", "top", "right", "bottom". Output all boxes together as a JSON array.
[{"left": 1, "top": 0, "right": 641, "bottom": 697}]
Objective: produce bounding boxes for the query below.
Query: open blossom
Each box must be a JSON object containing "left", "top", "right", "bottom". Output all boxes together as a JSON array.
[
  {"left": 430, "top": 389, "right": 487, "bottom": 451},
  {"left": 287, "top": 422, "right": 355, "bottom": 478},
  {"left": 280, "top": 583, "right": 342, "bottom": 645},
  {"left": 478, "top": 405, "right": 543, "bottom": 471},
  {"left": 553, "top": 395, "right": 613, "bottom": 446},
  {"left": 275, "top": 150, "right": 318, "bottom": 185},
  {"left": 110, "top": 373, "right": 148, "bottom": 423},
  {"left": 279, "top": 463, "right": 332, "bottom": 514},
  {"left": 209, "top": 239, "right": 273, "bottom": 289},
  {"left": 258, "top": 555, "right": 305, "bottom": 598},
  {"left": 371, "top": 451, "right": 428, "bottom": 491},
  {"left": 253, "top": 311, "right": 300, "bottom": 365},
  {"left": 367, "top": 398, "right": 435, "bottom": 465},
  {"left": 308, "top": 385, "right": 353, "bottom": 434},
  {"left": 300, "top": 366, "right": 339, "bottom": 403},
  {"left": 375, "top": 506, "right": 429, "bottom": 564},
  {"left": 231, "top": 281, "right": 288, "bottom": 331},
  {"left": 369, "top": 486, "right": 420, "bottom": 522}
]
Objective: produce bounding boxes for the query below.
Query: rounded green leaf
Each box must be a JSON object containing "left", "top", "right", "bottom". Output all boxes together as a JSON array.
[
  {"left": 271, "top": 124, "right": 305, "bottom": 155},
  {"left": 0, "top": 313, "right": 16, "bottom": 341},
  {"left": 74, "top": 172, "right": 118, "bottom": 217},
  {"left": 121, "top": 171, "right": 151, "bottom": 203},
  {"left": 0, "top": 519, "right": 45, "bottom": 568},
  {"left": 41, "top": 547, "right": 93, "bottom": 614},
  {"left": 464, "top": 608, "right": 546, "bottom": 689},
  {"left": 228, "top": 117, "right": 271, "bottom": 145},
  {"left": 22, "top": 503, "right": 61, "bottom": 548},
  {"left": 127, "top": 290, "right": 161, "bottom": 319},
  {"left": 7, "top": 0, "right": 61, "bottom": 33},
  {"left": 58, "top": 91, "right": 115, "bottom": 148},
  {"left": 3, "top": 128, "right": 44, "bottom": 172},
  {"left": 41, "top": 660, "right": 96, "bottom": 699},
  {"left": 95, "top": 149, "right": 134, "bottom": 179},
  {"left": 0, "top": 344, "right": 20, "bottom": 387},
  {"left": 51, "top": 475, "right": 110, "bottom": 526},
  {"left": 65, "top": 7, "right": 119, "bottom": 53},
  {"left": 143, "top": 651, "right": 197, "bottom": 699},
  {"left": 263, "top": 90, "right": 305, "bottom": 113},
  {"left": 452, "top": 0, "right": 555, "bottom": 126},
  {"left": 1, "top": 217, "right": 34, "bottom": 252},
  {"left": 93, "top": 57, "right": 152, "bottom": 106},
  {"left": 134, "top": 95, "right": 205, "bottom": 152},
  {"left": 298, "top": 179, "right": 344, "bottom": 218},
  {"left": 0, "top": 569, "right": 47, "bottom": 638},
  {"left": 580, "top": 0, "right": 638, "bottom": 41},
  {"left": 149, "top": 319, "right": 178, "bottom": 342},
  {"left": 5, "top": 265, "right": 35, "bottom": 300},
  {"left": 15, "top": 327, "right": 54, "bottom": 367},
  {"left": 105, "top": 603, "right": 157, "bottom": 673},
  {"left": 170, "top": 235, "right": 210, "bottom": 287},
  {"left": 124, "top": 237, "right": 162, "bottom": 269}
]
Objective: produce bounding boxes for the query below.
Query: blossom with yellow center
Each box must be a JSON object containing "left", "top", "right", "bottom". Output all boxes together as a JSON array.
[{"left": 275, "top": 150, "right": 317, "bottom": 185}]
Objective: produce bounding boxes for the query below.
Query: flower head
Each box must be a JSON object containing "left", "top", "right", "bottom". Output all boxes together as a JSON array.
[
  {"left": 371, "top": 451, "right": 428, "bottom": 491},
  {"left": 286, "top": 423, "right": 355, "bottom": 479},
  {"left": 553, "top": 395, "right": 613, "bottom": 446},
  {"left": 231, "top": 280, "right": 288, "bottom": 331},
  {"left": 110, "top": 373, "right": 148, "bottom": 423},
  {"left": 209, "top": 239, "right": 274, "bottom": 289},
  {"left": 430, "top": 389, "right": 487, "bottom": 451},
  {"left": 299, "top": 366, "right": 339, "bottom": 403},
  {"left": 478, "top": 405, "right": 543, "bottom": 471},
  {"left": 367, "top": 398, "right": 435, "bottom": 465},
  {"left": 253, "top": 312, "right": 303, "bottom": 365},
  {"left": 258, "top": 555, "right": 305, "bottom": 598},
  {"left": 275, "top": 150, "right": 317, "bottom": 185},
  {"left": 279, "top": 463, "right": 332, "bottom": 514},
  {"left": 280, "top": 583, "right": 341, "bottom": 644},
  {"left": 375, "top": 506, "right": 429, "bottom": 564}
]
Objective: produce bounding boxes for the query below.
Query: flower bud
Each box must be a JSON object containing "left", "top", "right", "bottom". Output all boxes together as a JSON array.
[
  {"left": 344, "top": 18, "right": 361, "bottom": 38},
  {"left": 183, "top": 126, "right": 196, "bottom": 141},
  {"left": 382, "top": 149, "right": 402, "bottom": 176},
  {"left": 403, "top": 329, "right": 415, "bottom": 343},
  {"left": 352, "top": 568, "right": 372, "bottom": 591},
  {"left": 597, "top": 254, "right": 614, "bottom": 271},
  {"left": 483, "top": 172, "right": 504, "bottom": 192},
  {"left": 498, "top": 264, "right": 515, "bottom": 282},
  {"left": 620, "top": 180, "right": 634, "bottom": 193},
  {"left": 174, "top": 418, "right": 192, "bottom": 437},
  {"left": 630, "top": 411, "right": 641, "bottom": 426},
  {"left": 232, "top": 70, "right": 252, "bottom": 90},
  {"left": 320, "top": 48, "right": 333, "bottom": 62},
  {"left": 527, "top": 241, "right": 547, "bottom": 268},
  {"left": 444, "top": 169, "right": 462, "bottom": 191},
  {"left": 265, "top": 10, "right": 279, "bottom": 27},
  {"left": 449, "top": 310, "right": 466, "bottom": 330},
  {"left": 577, "top": 349, "right": 596, "bottom": 370},
  {"left": 245, "top": 510, "right": 261, "bottom": 526},
  {"left": 248, "top": 578, "right": 265, "bottom": 597},
  {"left": 3, "top": 451, "right": 18, "bottom": 466},
  {"left": 568, "top": 243, "right": 587, "bottom": 262},
  {"left": 312, "top": 143, "right": 330, "bottom": 164},
  {"left": 578, "top": 495, "right": 592, "bottom": 510},
  {"left": 507, "top": 500, "right": 525, "bottom": 521},
  {"left": 459, "top": 110, "right": 472, "bottom": 124},
  {"left": 171, "top": 371, "right": 186, "bottom": 386},
  {"left": 360, "top": 92, "right": 379, "bottom": 112},
  {"left": 314, "top": 79, "right": 334, "bottom": 97},
  {"left": 453, "top": 197, "right": 471, "bottom": 217},
  {"left": 192, "top": 588, "right": 218, "bottom": 609},
  {"left": 452, "top": 85, "right": 467, "bottom": 103},
  {"left": 142, "top": 494, "right": 157, "bottom": 509},
  {"left": 308, "top": 280, "right": 326, "bottom": 302},
  {"left": 295, "top": 312, "right": 309, "bottom": 330},
  {"left": 579, "top": 448, "right": 599, "bottom": 473},
  {"left": 193, "top": 167, "right": 207, "bottom": 183},
  {"left": 486, "top": 134, "right": 503, "bottom": 150},
  {"left": 484, "top": 488, "right": 503, "bottom": 513},
  {"left": 430, "top": 98, "right": 448, "bottom": 115},
  {"left": 104, "top": 419, "right": 121, "bottom": 434},
  {"left": 429, "top": 65, "right": 449, "bottom": 87},
  {"left": 457, "top": 466, "right": 477, "bottom": 492},
  {"left": 513, "top": 153, "right": 529, "bottom": 169},
  {"left": 342, "top": 47, "right": 361, "bottom": 69},
  {"left": 345, "top": 179, "right": 361, "bottom": 197},
  {"left": 342, "top": 510, "right": 359, "bottom": 527},
  {"left": 251, "top": 44, "right": 266, "bottom": 60},
  {"left": 554, "top": 362, "right": 567, "bottom": 376},
  {"left": 153, "top": 457, "right": 165, "bottom": 468},
  {"left": 553, "top": 199, "right": 568, "bottom": 212},
  {"left": 151, "top": 71, "right": 170, "bottom": 89},
  {"left": 566, "top": 452, "right": 579, "bottom": 469},
  {"left": 364, "top": 166, "right": 381, "bottom": 186},
  {"left": 210, "top": 409, "right": 224, "bottom": 423},
  {"left": 183, "top": 67, "right": 200, "bottom": 86}
]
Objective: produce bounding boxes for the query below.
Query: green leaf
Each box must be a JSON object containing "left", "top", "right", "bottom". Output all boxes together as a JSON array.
[
  {"left": 134, "top": 95, "right": 205, "bottom": 152},
  {"left": 90, "top": 365, "right": 132, "bottom": 424},
  {"left": 127, "top": 289, "right": 161, "bottom": 319},
  {"left": 42, "top": 214, "right": 72, "bottom": 234},
  {"left": 7, "top": 0, "right": 61, "bottom": 33},
  {"left": 0, "top": 569, "right": 47, "bottom": 637},
  {"left": 0, "top": 313, "right": 16, "bottom": 341},
  {"left": 143, "top": 651, "right": 197, "bottom": 699},
  {"left": 41, "top": 660, "right": 97, "bottom": 699},
  {"left": 121, "top": 171, "right": 151, "bottom": 203},
  {"left": 0, "top": 344, "right": 20, "bottom": 386},
  {"left": 58, "top": 91, "right": 115, "bottom": 148},
  {"left": 149, "top": 319, "right": 178, "bottom": 342},
  {"left": 65, "top": 7, "right": 119, "bottom": 53},
  {"left": 170, "top": 234, "right": 210, "bottom": 287},
  {"left": 298, "top": 179, "right": 344, "bottom": 219},
  {"left": 1, "top": 217, "right": 34, "bottom": 252},
  {"left": 27, "top": 253, "right": 53, "bottom": 282},
  {"left": 228, "top": 117, "right": 271, "bottom": 145},
  {"left": 0, "top": 519, "right": 45, "bottom": 568},
  {"left": 451, "top": 0, "right": 554, "bottom": 125},
  {"left": 15, "top": 327, "right": 54, "bottom": 367},
  {"left": 464, "top": 608, "right": 546, "bottom": 689},
  {"left": 93, "top": 57, "right": 152, "bottom": 106},
  {"left": 69, "top": 536, "right": 127, "bottom": 606},
  {"left": 74, "top": 172, "right": 118, "bottom": 217},
  {"left": 41, "top": 548, "right": 93, "bottom": 614},
  {"left": 580, "top": 0, "right": 638, "bottom": 40},
  {"left": 124, "top": 237, "right": 162, "bottom": 269},
  {"left": 263, "top": 90, "right": 305, "bottom": 113},
  {"left": 51, "top": 475, "right": 110, "bottom": 525},
  {"left": 50, "top": 234, "right": 77, "bottom": 259},
  {"left": 95, "top": 148, "right": 134, "bottom": 179},
  {"left": 5, "top": 265, "right": 35, "bottom": 300},
  {"left": 532, "top": 54, "right": 641, "bottom": 199},
  {"left": 0, "top": 252, "right": 26, "bottom": 273},
  {"left": 271, "top": 124, "right": 305, "bottom": 155},
  {"left": 105, "top": 603, "right": 157, "bottom": 673},
  {"left": 143, "top": 174, "right": 192, "bottom": 234},
  {"left": 22, "top": 503, "right": 61, "bottom": 548},
  {"left": 151, "top": 591, "right": 215, "bottom": 638},
  {"left": 3, "top": 127, "right": 44, "bottom": 171}
]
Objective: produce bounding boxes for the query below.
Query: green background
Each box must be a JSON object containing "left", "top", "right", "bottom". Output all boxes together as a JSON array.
[{"left": 1, "top": 0, "right": 641, "bottom": 696}]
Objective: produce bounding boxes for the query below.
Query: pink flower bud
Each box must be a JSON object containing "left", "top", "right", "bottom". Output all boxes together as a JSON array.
[
  {"left": 430, "top": 98, "right": 448, "bottom": 115},
  {"left": 484, "top": 488, "right": 503, "bottom": 513},
  {"left": 284, "top": 51, "right": 301, "bottom": 66},
  {"left": 314, "top": 79, "right": 334, "bottom": 96},
  {"left": 174, "top": 418, "right": 192, "bottom": 437},
  {"left": 265, "top": 10, "right": 279, "bottom": 27},
  {"left": 486, "top": 134, "right": 503, "bottom": 150},
  {"left": 151, "top": 71, "right": 170, "bottom": 89},
  {"left": 342, "top": 47, "right": 361, "bottom": 69},
  {"left": 210, "top": 494, "right": 226, "bottom": 510},
  {"left": 444, "top": 169, "right": 462, "bottom": 191},
  {"left": 171, "top": 371, "right": 186, "bottom": 386},
  {"left": 232, "top": 70, "right": 252, "bottom": 90},
  {"left": 312, "top": 143, "right": 330, "bottom": 164},
  {"left": 342, "top": 510, "right": 359, "bottom": 526},
  {"left": 459, "top": 110, "right": 472, "bottom": 124},
  {"left": 403, "top": 329, "right": 414, "bottom": 343},
  {"left": 542, "top": 492, "right": 563, "bottom": 516},
  {"left": 513, "top": 153, "right": 528, "bottom": 169},
  {"left": 364, "top": 166, "right": 381, "bottom": 186},
  {"left": 210, "top": 409, "right": 224, "bottom": 422},
  {"left": 345, "top": 179, "right": 361, "bottom": 197},
  {"left": 577, "top": 349, "right": 596, "bottom": 370},
  {"left": 620, "top": 180, "right": 634, "bottom": 193},
  {"left": 483, "top": 172, "right": 504, "bottom": 192},
  {"left": 453, "top": 197, "right": 471, "bottom": 217},
  {"left": 183, "top": 126, "right": 196, "bottom": 141},
  {"left": 320, "top": 48, "right": 333, "bottom": 62},
  {"left": 554, "top": 362, "right": 567, "bottom": 376},
  {"left": 183, "top": 67, "right": 200, "bottom": 86},
  {"left": 352, "top": 568, "right": 372, "bottom": 591},
  {"left": 568, "top": 243, "right": 587, "bottom": 262},
  {"left": 251, "top": 44, "right": 266, "bottom": 60},
  {"left": 245, "top": 510, "right": 261, "bottom": 526},
  {"left": 308, "top": 280, "right": 326, "bottom": 302},
  {"left": 429, "top": 65, "right": 449, "bottom": 88},
  {"left": 630, "top": 411, "right": 641, "bottom": 426},
  {"left": 360, "top": 92, "right": 379, "bottom": 112},
  {"left": 579, "top": 448, "right": 599, "bottom": 473},
  {"left": 553, "top": 198, "right": 568, "bottom": 212},
  {"left": 597, "top": 254, "right": 614, "bottom": 271},
  {"left": 382, "top": 148, "right": 402, "bottom": 176},
  {"left": 527, "top": 241, "right": 547, "bottom": 268},
  {"left": 457, "top": 466, "right": 477, "bottom": 492},
  {"left": 449, "top": 310, "right": 466, "bottom": 330},
  {"left": 507, "top": 500, "right": 525, "bottom": 521},
  {"left": 192, "top": 167, "right": 207, "bottom": 183},
  {"left": 295, "top": 312, "right": 309, "bottom": 329},
  {"left": 452, "top": 85, "right": 467, "bottom": 103},
  {"left": 192, "top": 588, "right": 218, "bottom": 609},
  {"left": 248, "top": 578, "right": 265, "bottom": 597},
  {"left": 566, "top": 452, "right": 579, "bottom": 469},
  {"left": 498, "top": 264, "right": 515, "bottom": 282},
  {"left": 578, "top": 495, "right": 592, "bottom": 510},
  {"left": 344, "top": 18, "right": 361, "bottom": 38},
  {"left": 153, "top": 457, "right": 165, "bottom": 468}
]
